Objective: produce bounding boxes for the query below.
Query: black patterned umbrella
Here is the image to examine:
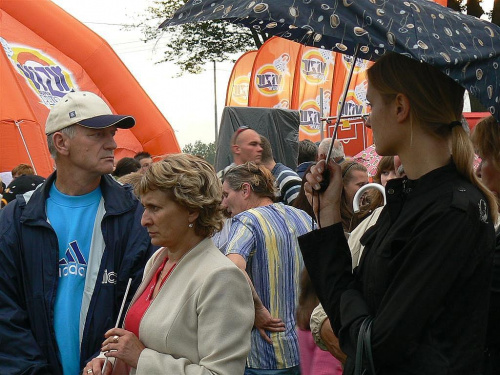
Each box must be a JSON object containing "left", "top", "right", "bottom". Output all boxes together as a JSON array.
[{"left": 161, "top": 0, "right": 500, "bottom": 121}]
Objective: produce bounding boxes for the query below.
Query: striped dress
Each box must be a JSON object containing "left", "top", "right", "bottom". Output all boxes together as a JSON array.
[{"left": 225, "top": 203, "right": 314, "bottom": 370}]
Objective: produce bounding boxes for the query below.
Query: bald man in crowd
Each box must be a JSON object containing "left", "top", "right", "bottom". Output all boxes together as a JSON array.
[{"left": 217, "top": 126, "right": 263, "bottom": 180}]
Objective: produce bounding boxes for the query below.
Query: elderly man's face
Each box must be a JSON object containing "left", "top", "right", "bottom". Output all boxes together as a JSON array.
[{"left": 62, "top": 125, "right": 117, "bottom": 177}]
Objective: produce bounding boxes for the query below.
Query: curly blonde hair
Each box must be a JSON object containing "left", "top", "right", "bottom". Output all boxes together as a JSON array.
[{"left": 136, "top": 153, "right": 224, "bottom": 237}]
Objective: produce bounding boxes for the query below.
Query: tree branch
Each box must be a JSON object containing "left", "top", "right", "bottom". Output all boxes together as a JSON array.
[
  {"left": 492, "top": 0, "right": 500, "bottom": 26},
  {"left": 250, "top": 28, "right": 263, "bottom": 48}
]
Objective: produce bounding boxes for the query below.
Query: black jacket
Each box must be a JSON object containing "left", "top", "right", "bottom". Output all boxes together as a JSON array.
[
  {"left": 300, "top": 163, "right": 496, "bottom": 374},
  {"left": 484, "top": 227, "right": 500, "bottom": 374}
]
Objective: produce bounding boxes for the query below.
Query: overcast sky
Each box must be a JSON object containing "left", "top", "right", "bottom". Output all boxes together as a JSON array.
[{"left": 52, "top": 0, "right": 239, "bottom": 149}]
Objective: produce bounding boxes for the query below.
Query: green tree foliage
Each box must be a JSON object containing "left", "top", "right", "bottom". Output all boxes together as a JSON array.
[
  {"left": 138, "top": 0, "right": 268, "bottom": 75},
  {"left": 182, "top": 141, "right": 216, "bottom": 165},
  {"left": 466, "top": 0, "right": 485, "bottom": 17},
  {"left": 447, "top": 0, "right": 498, "bottom": 21},
  {"left": 447, "top": 0, "right": 485, "bottom": 17},
  {"left": 492, "top": 0, "right": 500, "bottom": 25}
]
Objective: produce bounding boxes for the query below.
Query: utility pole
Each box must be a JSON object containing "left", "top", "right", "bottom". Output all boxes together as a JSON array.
[
  {"left": 213, "top": 61, "right": 218, "bottom": 146},
  {"left": 319, "top": 88, "right": 324, "bottom": 140}
]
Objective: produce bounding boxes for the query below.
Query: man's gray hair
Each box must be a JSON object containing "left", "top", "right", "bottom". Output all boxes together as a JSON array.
[
  {"left": 46, "top": 125, "right": 78, "bottom": 160},
  {"left": 318, "top": 138, "right": 345, "bottom": 160}
]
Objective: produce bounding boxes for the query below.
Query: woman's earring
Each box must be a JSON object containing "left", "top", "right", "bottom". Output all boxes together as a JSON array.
[{"left": 188, "top": 223, "right": 194, "bottom": 228}]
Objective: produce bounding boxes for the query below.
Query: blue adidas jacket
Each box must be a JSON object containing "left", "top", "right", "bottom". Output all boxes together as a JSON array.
[{"left": 0, "top": 173, "right": 156, "bottom": 375}]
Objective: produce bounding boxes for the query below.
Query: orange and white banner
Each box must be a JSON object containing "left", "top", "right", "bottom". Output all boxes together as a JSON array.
[
  {"left": 0, "top": 0, "right": 179, "bottom": 176},
  {"left": 291, "top": 46, "right": 336, "bottom": 142},
  {"left": 226, "top": 50, "right": 257, "bottom": 106},
  {"left": 328, "top": 54, "right": 373, "bottom": 156},
  {"left": 248, "top": 37, "right": 301, "bottom": 109},
  {"left": 0, "top": 8, "right": 88, "bottom": 176}
]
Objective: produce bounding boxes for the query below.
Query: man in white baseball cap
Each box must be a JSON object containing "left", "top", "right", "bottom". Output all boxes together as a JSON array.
[
  {"left": 0, "top": 91, "right": 156, "bottom": 375},
  {"left": 45, "top": 91, "right": 135, "bottom": 134}
]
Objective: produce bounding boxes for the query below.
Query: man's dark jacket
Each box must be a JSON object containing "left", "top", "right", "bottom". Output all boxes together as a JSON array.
[{"left": 0, "top": 173, "right": 156, "bottom": 374}]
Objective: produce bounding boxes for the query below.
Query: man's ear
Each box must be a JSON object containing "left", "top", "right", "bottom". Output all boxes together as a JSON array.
[
  {"left": 231, "top": 144, "right": 240, "bottom": 155},
  {"left": 395, "top": 93, "right": 410, "bottom": 123},
  {"left": 52, "top": 132, "right": 71, "bottom": 156}
]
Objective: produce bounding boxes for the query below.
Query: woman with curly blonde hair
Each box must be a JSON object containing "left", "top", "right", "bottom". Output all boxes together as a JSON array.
[{"left": 84, "top": 153, "right": 254, "bottom": 375}]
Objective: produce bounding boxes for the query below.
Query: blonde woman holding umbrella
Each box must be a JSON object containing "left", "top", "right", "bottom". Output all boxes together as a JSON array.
[{"left": 300, "top": 53, "right": 497, "bottom": 374}]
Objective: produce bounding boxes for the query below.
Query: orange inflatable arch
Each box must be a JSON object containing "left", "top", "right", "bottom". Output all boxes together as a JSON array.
[{"left": 0, "top": 0, "right": 179, "bottom": 177}]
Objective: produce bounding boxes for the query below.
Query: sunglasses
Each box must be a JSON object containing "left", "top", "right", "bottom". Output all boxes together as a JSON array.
[
  {"left": 233, "top": 126, "right": 250, "bottom": 144},
  {"left": 229, "top": 161, "right": 261, "bottom": 174}
]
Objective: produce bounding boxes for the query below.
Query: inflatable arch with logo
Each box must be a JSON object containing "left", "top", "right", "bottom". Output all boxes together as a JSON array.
[{"left": 0, "top": 0, "right": 180, "bottom": 177}]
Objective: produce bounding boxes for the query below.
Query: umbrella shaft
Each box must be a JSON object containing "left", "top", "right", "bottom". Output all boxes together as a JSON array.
[{"left": 326, "top": 44, "right": 361, "bottom": 163}]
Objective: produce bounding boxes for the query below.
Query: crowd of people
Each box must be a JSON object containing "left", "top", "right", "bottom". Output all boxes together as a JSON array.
[{"left": 0, "top": 51, "right": 499, "bottom": 375}]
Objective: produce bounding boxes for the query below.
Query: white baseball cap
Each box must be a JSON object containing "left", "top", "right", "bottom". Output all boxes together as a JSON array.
[{"left": 45, "top": 91, "right": 135, "bottom": 135}]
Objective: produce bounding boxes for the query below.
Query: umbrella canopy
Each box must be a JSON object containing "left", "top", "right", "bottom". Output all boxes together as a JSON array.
[{"left": 161, "top": 0, "right": 500, "bottom": 121}]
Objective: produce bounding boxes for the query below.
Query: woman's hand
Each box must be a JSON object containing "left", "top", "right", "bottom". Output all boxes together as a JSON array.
[
  {"left": 101, "top": 328, "right": 146, "bottom": 369},
  {"left": 320, "top": 318, "right": 347, "bottom": 364},
  {"left": 82, "top": 358, "right": 111, "bottom": 375},
  {"left": 304, "top": 159, "right": 343, "bottom": 227},
  {"left": 254, "top": 305, "right": 286, "bottom": 344}
]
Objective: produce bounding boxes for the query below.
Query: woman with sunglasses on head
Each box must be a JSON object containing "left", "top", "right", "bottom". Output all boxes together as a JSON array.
[
  {"left": 299, "top": 52, "right": 497, "bottom": 374},
  {"left": 221, "top": 162, "right": 314, "bottom": 375}
]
